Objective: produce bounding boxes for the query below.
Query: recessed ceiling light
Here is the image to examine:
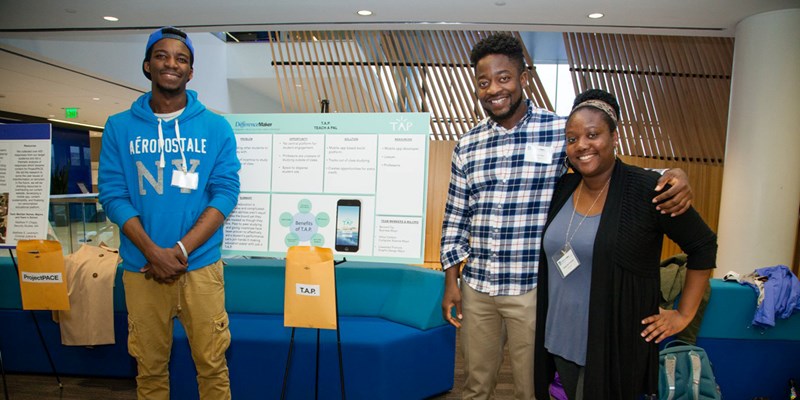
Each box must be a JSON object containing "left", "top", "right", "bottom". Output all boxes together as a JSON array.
[
  {"left": 356, "top": 10, "right": 373, "bottom": 16},
  {"left": 103, "top": 16, "right": 119, "bottom": 22},
  {"left": 92, "top": 97, "right": 100, "bottom": 101},
  {"left": 588, "top": 13, "right": 604, "bottom": 19}
]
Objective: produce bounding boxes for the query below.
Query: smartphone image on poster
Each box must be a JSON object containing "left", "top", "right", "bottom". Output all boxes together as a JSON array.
[{"left": 335, "top": 199, "right": 361, "bottom": 252}]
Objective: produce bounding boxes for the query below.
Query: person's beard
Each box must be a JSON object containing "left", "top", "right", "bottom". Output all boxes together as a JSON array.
[
  {"left": 484, "top": 94, "right": 523, "bottom": 125},
  {"left": 154, "top": 79, "right": 186, "bottom": 96}
]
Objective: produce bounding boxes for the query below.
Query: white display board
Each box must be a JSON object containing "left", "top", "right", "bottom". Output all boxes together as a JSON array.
[
  {"left": 222, "top": 113, "right": 430, "bottom": 263},
  {"left": 0, "top": 124, "right": 52, "bottom": 248}
]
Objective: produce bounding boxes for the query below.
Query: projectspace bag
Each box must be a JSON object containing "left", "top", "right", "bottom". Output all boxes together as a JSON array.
[
  {"left": 659, "top": 340, "right": 722, "bottom": 400},
  {"left": 16, "top": 239, "right": 70, "bottom": 310}
]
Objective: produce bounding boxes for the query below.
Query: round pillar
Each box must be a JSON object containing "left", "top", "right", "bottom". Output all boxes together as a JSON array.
[{"left": 716, "top": 9, "right": 800, "bottom": 276}]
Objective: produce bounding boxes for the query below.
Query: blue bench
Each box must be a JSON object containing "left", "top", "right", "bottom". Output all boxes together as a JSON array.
[
  {"left": 0, "top": 261, "right": 135, "bottom": 377},
  {"left": 0, "top": 257, "right": 456, "bottom": 399},
  {"left": 695, "top": 279, "right": 800, "bottom": 399}
]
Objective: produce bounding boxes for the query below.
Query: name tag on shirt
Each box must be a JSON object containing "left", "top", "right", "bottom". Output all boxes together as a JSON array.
[
  {"left": 524, "top": 144, "right": 554, "bottom": 164},
  {"left": 553, "top": 243, "right": 580, "bottom": 278},
  {"left": 171, "top": 169, "right": 198, "bottom": 190}
]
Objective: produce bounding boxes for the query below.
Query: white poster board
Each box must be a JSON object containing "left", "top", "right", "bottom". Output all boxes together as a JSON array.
[
  {"left": 222, "top": 113, "right": 429, "bottom": 263},
  {"left": 0, "top": 124, "right": 52, "bottom": 248}
]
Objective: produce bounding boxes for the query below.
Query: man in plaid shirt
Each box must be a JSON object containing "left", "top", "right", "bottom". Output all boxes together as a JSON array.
[{"left": 440, "top": 33, "right": 692, "bottom": 400}]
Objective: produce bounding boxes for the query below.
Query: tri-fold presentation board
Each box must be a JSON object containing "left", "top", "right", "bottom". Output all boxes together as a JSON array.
[
  {"left": 0, "top": 124, "right": 52, "bottom": 248},
  {"left": 222, "top": 113, "right": 430, "bottom": 264}
]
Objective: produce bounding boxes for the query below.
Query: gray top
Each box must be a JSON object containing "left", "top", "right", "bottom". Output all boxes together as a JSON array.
[{"left": 542, "top": 192, "right": 600, "bottom": 366}]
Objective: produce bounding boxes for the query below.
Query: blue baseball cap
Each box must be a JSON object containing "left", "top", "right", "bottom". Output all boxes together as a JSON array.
[{"left": 142, "top": 26, "right": 194, "bottom": 80}]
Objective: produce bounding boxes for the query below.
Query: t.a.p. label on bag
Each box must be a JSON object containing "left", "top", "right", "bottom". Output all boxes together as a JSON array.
[{"left": 284, "top": 246, "right": 337, "bottom": 330}]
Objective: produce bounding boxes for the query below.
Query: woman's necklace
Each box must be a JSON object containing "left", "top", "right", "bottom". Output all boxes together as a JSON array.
[
  {"left": 554, "top": 177, "right": 611, "bottom": 278},
  {"left": 565, "top": 178, "right": 611, "bottom": 246}
]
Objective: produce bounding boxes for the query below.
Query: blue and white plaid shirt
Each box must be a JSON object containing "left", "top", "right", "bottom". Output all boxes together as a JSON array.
[{"left": 440, "top": 100, "right": 567, "bottom": 296}]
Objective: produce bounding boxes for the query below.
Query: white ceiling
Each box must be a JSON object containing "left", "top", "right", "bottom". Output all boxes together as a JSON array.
[{"left": 0, "top": 0, "right": 797, "bottom": 129}]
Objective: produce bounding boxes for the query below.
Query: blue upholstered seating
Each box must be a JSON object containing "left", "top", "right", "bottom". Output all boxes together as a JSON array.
[
  {"left": 3, "top": 257, "right": 800, "bottom": 398},
  {"left": 0, "top": 257, "right": 456, "bottom": 399},
  {"left": 694, "top": 279, "right": 800, "bottom": 399}
]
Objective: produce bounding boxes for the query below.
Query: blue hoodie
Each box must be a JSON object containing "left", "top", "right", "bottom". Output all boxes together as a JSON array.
[{"left": 98, "top": 90, "right": 240, "bottom": 272}]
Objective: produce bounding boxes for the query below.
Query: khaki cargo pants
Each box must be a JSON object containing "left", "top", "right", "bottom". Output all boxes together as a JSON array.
[{"left": 123, "top": 260, "right": 231, "bottom": 400}]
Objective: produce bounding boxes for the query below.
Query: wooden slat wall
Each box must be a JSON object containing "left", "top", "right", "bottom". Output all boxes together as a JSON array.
[
  {"left": 269, "top": 30, "right": 553, "bottom": 140},
  {"left": 267, "top": 30, "right": 554, "bottom": 265},
  {"left": 564, "top": 33, "right": 733, "bottom": 164},
  {"left": 425, "top": 140, "right": 458, "bottom": 264},
  {"left": 564, "top": 33, "right": 733, "bottom": 260},
  {"left": 267, "top": 31, "right": 737, "bottom": 266}
]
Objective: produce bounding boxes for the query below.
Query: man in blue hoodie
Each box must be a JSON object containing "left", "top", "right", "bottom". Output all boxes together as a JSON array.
[{"left": 98, "top": 27, "right": 240, "bottom": 400}]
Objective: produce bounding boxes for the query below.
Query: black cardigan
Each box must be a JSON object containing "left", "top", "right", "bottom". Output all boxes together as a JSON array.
[{"left": 533, "top": 160, "right": 717, "bottom": 400}]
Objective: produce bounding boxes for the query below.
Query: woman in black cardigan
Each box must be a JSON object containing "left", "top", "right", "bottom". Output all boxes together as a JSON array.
[{"left": 533, "top": 89, "right": 717, "bottom": 400}]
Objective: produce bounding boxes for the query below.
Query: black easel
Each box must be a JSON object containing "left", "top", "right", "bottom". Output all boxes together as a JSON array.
[
  {"left": 279, "top": 100, "right": 345, "bottom": 399},
  {"left": 280, "top": 257, "right": 347, "bottom": 400},
  {"left": 1, "top": 348, "right": 8, "bottom": 400},
  {"left": 3, "top": 248, "right": 63, "bottom": 398}
]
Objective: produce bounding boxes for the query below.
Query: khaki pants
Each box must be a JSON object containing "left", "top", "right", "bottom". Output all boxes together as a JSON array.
[
  {"left": 123, "top": 260, "right": 231, "bottom": 400},
  {"left": 461, "top": 284, "right": 536, "bottom": 400}
]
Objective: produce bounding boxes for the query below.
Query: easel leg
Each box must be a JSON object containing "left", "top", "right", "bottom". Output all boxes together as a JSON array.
[
  {"left": 280, "top": 327, "right": 296, "bottom": 400},
  {"left": 8, "top": 249, "right": 62, "bottom": 390},
  {"left": 333, "top": 265, "right": 346, "bottom": 400},
  {"left": 336, "top": 327, "right": 345, "bottom": 400},
  {"left": 30, "top": 312, "right": 62, "bottom": 389},
  {"left": 1, "top": 347, "right": 10, "bottom": 400},
  {"left": 315, "top": 329, "right": 320, "bottom": 400}
]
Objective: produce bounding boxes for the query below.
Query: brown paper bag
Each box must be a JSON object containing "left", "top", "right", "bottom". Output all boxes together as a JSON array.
[
  {"left": 283, "top": 246, "right": 337, "bottom": 330},
  {"left": 17, "top": 239, "right": 70, "bottom": 311}
]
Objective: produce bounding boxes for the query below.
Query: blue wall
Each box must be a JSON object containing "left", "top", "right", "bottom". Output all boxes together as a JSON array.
[{"left": 51, "top": 125, "right": 92, "bottom": 194}]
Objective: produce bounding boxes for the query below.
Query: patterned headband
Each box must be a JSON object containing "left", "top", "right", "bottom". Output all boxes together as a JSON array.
[{"left": 572, "top": 99, "right": 618, "bottom": 126}]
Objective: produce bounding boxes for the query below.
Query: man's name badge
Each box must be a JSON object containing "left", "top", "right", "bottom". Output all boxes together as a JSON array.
[
  {"left": 171, "top": 169, "right": 199, "bottom": 190},
  {"left": 524, "top": 144, "right": 554, "bottom": 164},
  {"left": 553, "top": 243, "right": 580, "bottom": 278}
]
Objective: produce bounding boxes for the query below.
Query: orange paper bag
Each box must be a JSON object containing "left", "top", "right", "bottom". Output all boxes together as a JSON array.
[
  {"left": 17, "top": 239, "right": 70, "bottom": 311},
  {"left": 283, "top": 246, "right": 337, "bottom": 330}
]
